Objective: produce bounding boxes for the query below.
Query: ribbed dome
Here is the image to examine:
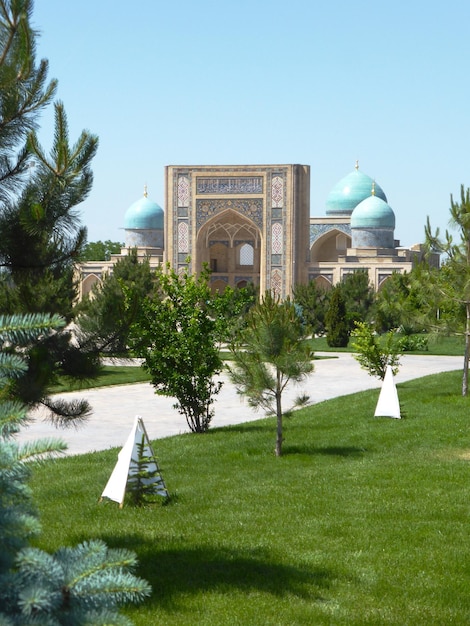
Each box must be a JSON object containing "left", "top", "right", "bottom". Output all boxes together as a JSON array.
[
  {"left": 351, "top": 195, "right": 395, "bottom": 229},
  {"left": 124, "top": 193, "right": 164, "bottom": 230},
  {"left": 325, "top": 167, "right": 387, "bottom": 216}
]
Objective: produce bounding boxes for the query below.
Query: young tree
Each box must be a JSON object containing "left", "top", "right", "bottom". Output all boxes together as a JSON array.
[
  {"left": 425, "top": 185, "right": 470, "bottom": 395},
  {"left": 227, "top": 292, "right": 314, "bottom": 457},
  {"left": 129, "top": 263, "right": 222, "bottom": 433},
  {"left": 0, "top": 1, "right": 100, "bottom": 423},
  {"left": 351, "top": 321, "right": 401, "bottom": 380},
  {"left": 78, "top": 250, "right": 155, "bottom": 354},
  {"left": 0, "top": 313, "right": 151, "bottom": 624},
  {"left": 325, "top": 285, "right": 349, "bottom": 347}
]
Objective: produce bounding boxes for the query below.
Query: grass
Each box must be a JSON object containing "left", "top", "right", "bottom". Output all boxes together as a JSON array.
[
  {"left": 51, "top": 365, "right": 151, "bottom": 392},
  {"left": 30, "top": 368, "right": 470, "bottom": 625},
  {"left": 311, "top": 333, "right": 465, "bottom": 356}
]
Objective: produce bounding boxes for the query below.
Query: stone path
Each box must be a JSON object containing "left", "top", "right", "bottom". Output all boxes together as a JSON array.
[{"left": 17, "top": 353, "right": 463, "bottom": 456}]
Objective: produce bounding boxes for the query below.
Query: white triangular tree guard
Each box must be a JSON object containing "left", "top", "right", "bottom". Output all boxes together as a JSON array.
[
  {"left": 374, "top": 365, "right": 401, "bottom": 419},
  {"left": 100, "top": 415, "right": 168, "bottom": 507}
]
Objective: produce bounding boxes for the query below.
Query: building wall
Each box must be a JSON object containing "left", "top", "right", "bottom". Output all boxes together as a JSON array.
[{"left": 165, "top": 164, "right": 310, "bottom": 298}]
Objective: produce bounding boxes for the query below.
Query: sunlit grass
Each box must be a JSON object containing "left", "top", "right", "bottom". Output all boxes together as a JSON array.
[
  {"left": 51, "top": 365, "right": 151, "bottom": 392},
  {"left": 30, "top": 368, "right": 470, "bottom": 625}
]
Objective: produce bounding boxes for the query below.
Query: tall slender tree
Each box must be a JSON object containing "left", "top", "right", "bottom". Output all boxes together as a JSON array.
[
  {"left": 425, "top": 185, "right": 470, "bottom": 396},
  {"left": 0, "top": 0, "right": 100, "bottom": 423}
]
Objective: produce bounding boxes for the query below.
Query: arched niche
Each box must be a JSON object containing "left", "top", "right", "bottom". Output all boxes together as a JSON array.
[
  {"left": 310, "top": 229, "right": 351, "bottom": 263},
  {"left": 81, "top": 273, "right": 101, "bottom": 298},
  {"left": 196, "top": 209, "right": 262, "bottom": 289}
]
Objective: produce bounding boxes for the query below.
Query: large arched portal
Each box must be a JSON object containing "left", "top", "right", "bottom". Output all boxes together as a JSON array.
[{"left": 196, "top": 209, "right": 262, "bottom": 293}]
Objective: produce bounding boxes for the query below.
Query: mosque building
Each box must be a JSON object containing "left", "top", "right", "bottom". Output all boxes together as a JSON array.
[{"left": 78, "top": 162, "right": 436, "bottom": 300}]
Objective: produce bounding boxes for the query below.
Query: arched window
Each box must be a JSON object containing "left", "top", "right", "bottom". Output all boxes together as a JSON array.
[{"left": 239, "top": 243, "right": 254, "bottom": 266}]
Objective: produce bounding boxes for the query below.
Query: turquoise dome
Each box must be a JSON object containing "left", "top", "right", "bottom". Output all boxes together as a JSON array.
[
  {"left": 124, "top": 193, "right": 164, "bottom": 230},
  {"left": 325, "top": 168, "right": 387, "bottom": 216},
  {"left": 350, "top": 195, "right": 395, "bottom": 229}
]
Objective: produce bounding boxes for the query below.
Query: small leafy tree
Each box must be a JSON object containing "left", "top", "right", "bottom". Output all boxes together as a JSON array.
[
  {"left": 351, "top": 321, "right": 401, "bottom": 380},
  {"left": 227, "top": 292, "right": 314, "bottom": 456},
  {"left": 129, "top": 263, "right": 222, "bottom": 433},
  {"left": 425, "top": 185, "right": 470, "bottom": 395},
  {"left": 325, "top": 286, "right": 349, "bottom": 347},
  {"left": 0, "top": 312, "right": 151, "bottom": 624}
]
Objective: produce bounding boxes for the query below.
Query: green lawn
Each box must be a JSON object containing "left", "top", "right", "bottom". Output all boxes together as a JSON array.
[
  {"left": 51, "top": 365, "right": 151, "bottom": 392},
  {"left": 311, "top": 333, "right": 465, "bottom": 356},
  {"left": 30, "top": 369, "right": 470, "bottom": 625}
]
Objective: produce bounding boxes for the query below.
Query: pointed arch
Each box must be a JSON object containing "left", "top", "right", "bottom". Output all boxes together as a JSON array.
[
  {"left": 196, "top": 209, "right": 262, "bottom": 291},
  {"left": 310, "top": 229, "right": 352, "bottom": 263}
]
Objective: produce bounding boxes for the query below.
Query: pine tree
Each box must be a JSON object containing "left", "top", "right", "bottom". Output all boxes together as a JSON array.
[
  {"left": 425, "top": 185, "right": 470, "bottom": 396},
  {"left": 78, "top": 250, "right": 155, "bottom": 355},
  {"left": 127, "top": 433, "right": 169, "bottom": 506},
  {"left": 228, "top": 292, "right": 314, "bottom": 456},
  {"left": 0, "top": 313, "right": 151, "bottom": 624},
  {"left": 0, "top": 0, "right": 100, "bottom": 424}
]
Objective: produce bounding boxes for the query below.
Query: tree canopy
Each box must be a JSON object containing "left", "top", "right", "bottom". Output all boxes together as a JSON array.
[
  {"left": 129, "top": 263, "right": 223, "bottom": 433},
  {"left": 0, "top": 0, "right": 100, "bottom": 423}
]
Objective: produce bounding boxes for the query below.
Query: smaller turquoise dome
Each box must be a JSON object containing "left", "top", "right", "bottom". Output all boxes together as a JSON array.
[
  {"left": 326, "top": 167, "right": 387, "bottom": 216},
  {"left": 351, "top": 195, "right": 395, "bottom": 229},
  {"left": 124, "top": 193, "right": 164, "bottom": 230}
]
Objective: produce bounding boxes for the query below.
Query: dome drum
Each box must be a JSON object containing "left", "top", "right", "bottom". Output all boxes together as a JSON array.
[
  {"left": 125, "top": 229, "right": 163, "bottom": 249},
  {"left": 352, "top": 228, "right": 395, "bottom": 249},
  {"left": 123, "top": 191, "right": 164, "bottom": 249}
]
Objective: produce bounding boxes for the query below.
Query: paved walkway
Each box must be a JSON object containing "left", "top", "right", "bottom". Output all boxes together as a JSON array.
[{"left": 17, "top": 353, "right": 463, "bottom": 456}]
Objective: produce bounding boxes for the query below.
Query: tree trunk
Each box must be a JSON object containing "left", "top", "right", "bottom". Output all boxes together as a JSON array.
[
  {"left": 275, "top": 371, "right": 283, "bottom": 456},
  {"left": 463, "top": 303, "right": 470, "bottom": 396}
]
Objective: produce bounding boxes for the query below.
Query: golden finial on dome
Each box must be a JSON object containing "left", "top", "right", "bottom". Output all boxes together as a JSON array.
[
  {"left": 371, "top": 181, "right": 376, "bottom": 196},
  {"left": 144, "top": 185, "right": 148, "bottom": 198},
  {"left": 355, "top": 160, "right": 359, "bottom": 171}
]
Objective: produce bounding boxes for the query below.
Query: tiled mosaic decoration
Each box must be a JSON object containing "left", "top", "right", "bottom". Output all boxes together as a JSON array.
[
  {"left": 271, "top": 223, "right": 283, "bottom": 254},
  {"left": 271, "top": 268, "right": 283, "bottom": 297},
  {"left": 196, "top": 177, "right": 263, "bottom": 194},
  {"left": 177, "top": 176, "right": 189, "bottom": 207},
  {"left": 196, "top": 199, "right": 263, "bottom": 228},
  {"left": 271, "top": 175, "right": 283, "bottom": 208},
  {"left": 178, "top": 221, "right": 189, "bottom": 253}
]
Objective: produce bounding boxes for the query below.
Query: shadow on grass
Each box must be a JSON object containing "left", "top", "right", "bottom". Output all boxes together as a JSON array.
[
  {"left": 283, "top": 444, "right": 367, "bottom": 458},
  {"left": 101, "top": 535, "right": 337, "bottom": 608},
  {"left": 209, "top": 422, "right": 271, "bottom": 435}
]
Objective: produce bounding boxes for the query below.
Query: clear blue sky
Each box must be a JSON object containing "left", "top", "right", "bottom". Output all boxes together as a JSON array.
[{"left": 32, "top": 0, "right": 470, "bottom": 247}]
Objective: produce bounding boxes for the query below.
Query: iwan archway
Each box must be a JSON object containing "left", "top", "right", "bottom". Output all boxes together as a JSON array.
[{"left": 196, "top": 209, "right": 261, "bottom": 293}]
